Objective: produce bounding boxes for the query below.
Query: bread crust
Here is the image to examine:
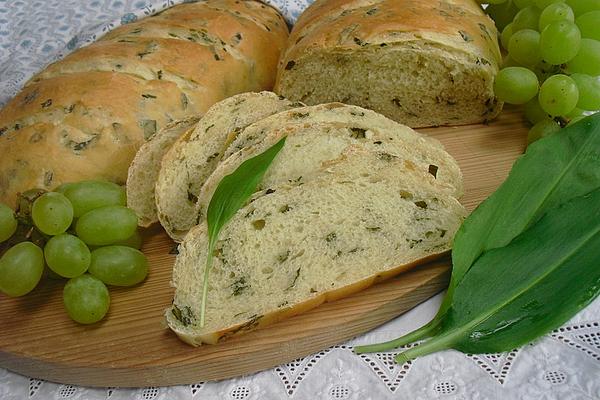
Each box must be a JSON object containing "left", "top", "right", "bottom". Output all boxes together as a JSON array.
[
  {"left": 0, "top": 0, "right": 288, "bottom": 207},
  {"left": 283, "top": 0, "right": 499, "bottom": 64}
]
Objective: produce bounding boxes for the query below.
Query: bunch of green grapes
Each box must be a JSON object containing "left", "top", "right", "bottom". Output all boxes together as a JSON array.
[
  {"left": 483, "top": 0, "right": 600, "bottom": 143},
  {"left": 0, "top": 181, "right": 148, "bottom": 324}
]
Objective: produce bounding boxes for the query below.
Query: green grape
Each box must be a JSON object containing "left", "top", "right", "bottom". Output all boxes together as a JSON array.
[
  {"left": 576, "top": 11, "right": 600, "bottom": 40},
  {"left": 0, "top": 242, "right": 44, "bottom": 297},
  {"left": 538, "top": 74, "right": 580, "bottom": 115},
  {"left": 527, "top": 118, "right": 562, "bottom": 143},
  {"left": 44, "top": 233, "right": 91, "bottom": 278},
  {"left": 566, "top": 38, "right": 600, "bottom": 75},
  {"left": 31, "top": 192, "right": 74, "bottom": 235},
  {"left": 63, "top": 180, "right": 126, "bottom": 218},
  {"left": 570, "top": 73, "right": 600, "bottom": 110},
  {"left": 509, "top": 29, "right": 543, "bottom": 65},
  {"left": 501, "top": 23, "right": 514, "bottom": 50},
  {"left": 535, "top": 0, "right": 567, "bottom": 7},
  {"left": 75, "top": 205, "right": 138, "bottom": 246},
  {"left": 515, "top": 0, "right": 535, "bottom": 8},
  {"left": 63, "top": 274, "right": 110, "bottom": 324},
  {"left": 0, "top": 203, "right": 17, "bottom": 242},
  {"left": 566, "top": 0, "right": 600, "bottom": 16},
  {"left": 539, "top": 2, "right": 575, "bottom": 30},
  {"left": 524, "top": 97, "right": 551, "bottom": 123},
  {"left": 113, "top": 229, "right": 143, "bottom": 249},
  {"left": 540, "top": 20, "right": 582, "bottom": 64},
  {"left": 92, "top": 230, "right": 142, "bottom": 250},
  {"left": 487, "top": 1, "right": 521, "bottom": 31},
  {"left": 513, "top": 6, "right": 542, "bottom": 31},
  {"left": 494, "top": 67, "right": 540, "bottom": 104},
  {"left": 89, "top": 246, "right": 148, "bottom": 286},
  {"left": 54, "top": 182, "right": 77, "bottom": 194}
]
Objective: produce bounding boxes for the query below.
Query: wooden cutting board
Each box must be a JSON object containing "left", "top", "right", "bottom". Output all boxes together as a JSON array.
[{"left": 0, "top": 107, "right": 527, "bottom": 387}]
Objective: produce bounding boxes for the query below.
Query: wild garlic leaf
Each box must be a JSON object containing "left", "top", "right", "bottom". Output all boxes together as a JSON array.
[
  {"left": 393, "top": 187, "right": 600, "bottom": 362},
  {"left": 356, "top": 112, "right": 600, "bottom": 354},
  {"left": 199, "top": 137, "right": 287, "bottom": 327},
  {"left": 431, "top": 112, "right": 600, "bottom": 336},
  {"left": 452, "top": 112, "right": 600, "bottom": 292}
]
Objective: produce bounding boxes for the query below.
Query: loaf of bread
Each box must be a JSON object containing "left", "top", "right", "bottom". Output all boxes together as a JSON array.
[
  {"left": 155, "top": 91, "right": 302, "bottom": 241},
  {"left": 0, "top": 1, "right": 288, "bottom": 207},
  {"left": 275, "top": 0, "right": 502, "bottom": 128},
  {"left": 167, "top": 145, "right": 466, "bottom": 345},
  {"left": 162, "top": 102, "right": 465, "bottom": 344}
]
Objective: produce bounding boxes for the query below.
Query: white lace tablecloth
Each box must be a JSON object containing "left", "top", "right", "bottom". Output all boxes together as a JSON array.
[{"left": 1, "top": 1, "right": 600, "bottom": 399}]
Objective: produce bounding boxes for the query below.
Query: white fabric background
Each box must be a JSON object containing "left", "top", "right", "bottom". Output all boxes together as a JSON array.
[{"left": 1, "top": 1, "right": 600, "bottom": 399}]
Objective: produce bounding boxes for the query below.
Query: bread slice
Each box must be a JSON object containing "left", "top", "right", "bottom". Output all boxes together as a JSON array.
[
  {"left": 126, "top": 116, "right": 200, "bottom": 227},
  {"left": 274, "top": 0, "right": 503, "bottom": 128},
  {"left": 221, "top": 102, "right": 444, "bottom": 157},
  {"left": 196, "top": 120, "right": 463, "bottom": 222},
  {"left": 155, "top": 91, "right": 303, "bottom": 241},
  {"left": 193, "top": 103, "right": 463, "bottom": 213},
  {"left": 166, "top": 148, "right": 466, "bottom": 345}
]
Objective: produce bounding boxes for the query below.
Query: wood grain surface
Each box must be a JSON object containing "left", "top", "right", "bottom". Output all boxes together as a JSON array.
[{"left": 0, "top": 107, "right": 528, "bottom": 387}]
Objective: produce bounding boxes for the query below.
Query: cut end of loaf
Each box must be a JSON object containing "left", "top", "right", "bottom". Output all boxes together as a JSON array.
[{"left": 276, "top": 44, "right": 502, "bottom": 128}]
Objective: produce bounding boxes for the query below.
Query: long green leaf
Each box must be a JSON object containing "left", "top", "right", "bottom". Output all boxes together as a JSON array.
[
  {"left": 356, "top": 112, "right": 600, "bottom": 353},
  {"left": 393, "top": 187, "right": 600, "bottom": 362},
  {"left": 452, "top": 112, "right": 600, "bottom": 294},
  {"left": 199, "top": 137, "right": 286, "bottom": 327}
]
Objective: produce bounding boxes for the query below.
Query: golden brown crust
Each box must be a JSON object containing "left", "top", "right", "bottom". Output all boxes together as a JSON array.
[
  {"left": 0, "top": 71, "right": 186, "bottom": 205},
  {"left": 171, "top": 252, "right": 448, "bottom": 346},
  {"left": 278, "top": 0, "right": 500, "bottom": 72},
  {"left": 0, "top": 0, "right": 288, "bottom": 207}
]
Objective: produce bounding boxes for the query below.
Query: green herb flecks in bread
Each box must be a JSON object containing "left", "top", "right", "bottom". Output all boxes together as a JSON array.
[
  {"left": 156, "top": 91, "right": 303, "bottom": 241},
  {"left": 167, "top": 146, "right": 466, "bottom": 345}
]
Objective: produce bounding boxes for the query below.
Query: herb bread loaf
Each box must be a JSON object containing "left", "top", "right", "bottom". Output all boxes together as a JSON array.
[
  {"left": 156, "top": 91, "right": 302, "bottom": 240},
  {"left": 275, "top": 0, "right": 503, "bottom": 128},
  {"left": 0, "top": 1, "right": 288, "bottom": 207},
  {"left": 167, "top": 147, "right": 466, "bottom": 345}
]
